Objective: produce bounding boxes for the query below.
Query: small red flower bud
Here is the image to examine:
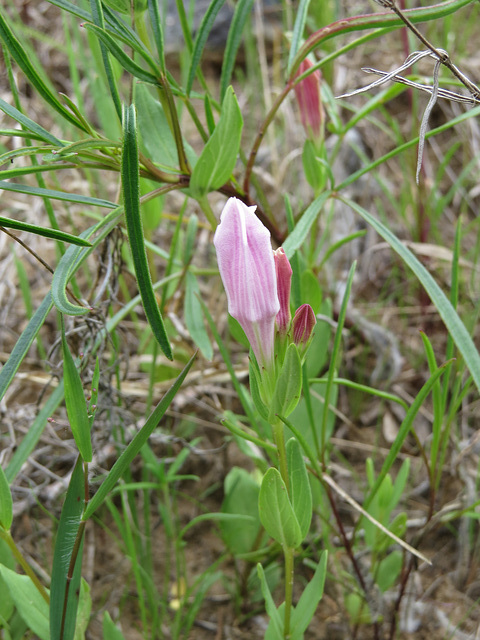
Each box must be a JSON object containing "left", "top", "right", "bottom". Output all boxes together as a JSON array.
[
  {"left": 274, "top": 248, "right": 292, "bottom": 335},
  {"left": 292, "top": 304, "right": 316, "bottom": 349},
  {"left": 294, "top": 59, "right": 324, "bottom": 146}
]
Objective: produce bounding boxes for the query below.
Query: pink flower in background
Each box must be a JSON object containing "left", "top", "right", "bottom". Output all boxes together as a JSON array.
[
  {"left": 214, "top": 198, "right": 280, "bottom": 370},
  {"left": 274, "top": 248, "right": 292, "bottom": 336},
  {"left": 294, "top": 59, "right": 324, "bottom": 145}
]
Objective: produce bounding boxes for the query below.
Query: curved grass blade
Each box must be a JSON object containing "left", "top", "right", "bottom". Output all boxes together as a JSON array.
[
  {"left": 219, "top": 0, "right": 255, "bottom": 102},
  {"left": 122, "top": 104, "right": 172, "bottom": 359},
  {"left": 0, "top": 180, "right": 116, "bottom": 208},
  {"left": 82, "top": 24, "right": 158, "bottom": 85},
  {"left": 0, "top": 13, "right": 86, "bottom": 132},
  {"left": 148, "top": 0, "right": 166, "bottom": 73},
  {"left": 340, "top": 196, "right": 480, "bottom": 395},
  {"left": 82, "top": 353, "right": 196, "bottom": 520},
  {"left": 0, "top": 292, "right": 54, "bottom": 405},
  {"left": 287, "top": 0, "right": 311, "bottom": 77},
  {"left": 186, "top": 0, "right": 227, "bottom": 95},
  {"left": 0, "top": 97, "right": 63, "bottom": 146},
  {"left": 282, "top": 191, "right": 331, "bottom": 259},
  {"left": 0, "top": 217, "right": 92, "bottom": 246},
  {"left": 50, "top": 457, "right": 85, "bottom": 640}
]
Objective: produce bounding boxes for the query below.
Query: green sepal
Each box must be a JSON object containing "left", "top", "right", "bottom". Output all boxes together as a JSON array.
[
  {"left": 286, "top": 438, "right": 312, "bottom": 541},
  {"left": 249, "top": 356, "right": 269, "bottom": 421}
]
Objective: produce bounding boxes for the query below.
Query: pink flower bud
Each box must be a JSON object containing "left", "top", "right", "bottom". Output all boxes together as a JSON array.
[
  {"left": 294, "top": 59, "right": 324, "bottom": 145},
  {"left": 292, "top": 304, "right": 316, "bottom": 350},
  {"left": 274, "top": 248, "right": 292, "bottom": 335},
  {"left": 214, "top": 198, "right": 280, "bottom": 370}
]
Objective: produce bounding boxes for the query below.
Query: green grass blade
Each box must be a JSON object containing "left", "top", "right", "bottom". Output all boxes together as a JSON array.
[
  {"left": 340, "top": 196, "right": 480, "bottom": 395},
  {"left": 89, "top": 0, "right": 122, "bottom": 119},
  {"left": 0, "top": 217, "right": 92, "bottom": 246},
  {"left": 219, "top": 0, "right": 255, "bottom": 102},
  {"left": 50, "top": 457, "right": 85, "bottom": 640},
  {"left": 287, "top": 0, "right": 311, "bottom": 76},
  {"left": 61, "top": 321, "right": 93, "bottom": 462},
  {"left": 82, "top": 353, "right": 196, "bottom": 520},
  {"left": 186, "top": 0, "right": 227, "bottom": 95},
  {"left": 0, "top": 292, "right": 54, "bottom": 405},
  {"left": 122, "top": 104, "right": 172, "bottom": 359},
  {"left": 83, "top": 23, "right": 158, "bottom": 85},
  {"left": 147, "top": 0, "right": 166, "bottom": 72},
  {"left": 282, "top": 191, "right": 331, "bottom": 259},
  {"left": 0, "top": 464, "right": 13, "bottom": 531},
  {"left": 0, "top": 97, "right": 63, "bottom": 146},
  {"left": 0, "top": 180, "right": 116, "bottom": 208},
  {"left": 0, "top": 12, "right": 86, "bottom": 131}
]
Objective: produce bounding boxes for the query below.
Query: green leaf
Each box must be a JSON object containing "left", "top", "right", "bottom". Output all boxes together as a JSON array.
[
  {"left": 186, "top": 0, "right": 227, "bottom": 95},
  {"left": 74, "top": 579, "right": 91, "bottom": 640},
  {"left": 282, "top": 191, "right": 331, "bottom": 259},
  {"left": 83, "top": 23, "right": 158, "bottom": 84},
  {"left": 189, "top": 86, "right": 242, "bottom": 198},
  {"left": 286, "top": 438, "right": 312, "bottom": 541},
  {"left": 257, "top": 564, "right": 283, "bottom": 638},
  {"left": 147, "top": 0, "right": 165, "bottom": 72},
  {"left": 0, "top": 97, "right": 63, "bottom": 146},
  {"left": 0, "top": 464, "right": 13, "bottom": 530},
  {"left": 0, "top": 179, "right": 116, "bottom": 208},
  {"left": 341, "top": 195, "right": 480, "bottom": 396},
  {"left": 0, "top": 566, "right": 49, "bottom": 640},
  {"left": 290, "top": 551, "right": 328, "bottom": 636},
  {"left": 0, "top": 13, "right": 86, "bottom": 131},
  {"left": 50, "top": 457, "right": 85, "bottom": 640},
  {"left": 103, "top": 611, "right": 126, "bottom": 640},
  {"left": 62, "top": 327, "right": 93, "bottom": 462},
  {"left": 249, "top": 357, "right": 270, "bottom": 421},
  {"left": 185, "top": 272, "right": 213, "bottom": 359},
  {"left": 82, "top": 353, "right": 196, "bottom": 520},
  {"left": 270, "top": 343, "right": 302, "bottom": 421},
  {"left": 0, "top": 292, "right": 53, "bottom": 405},
  {"left": 259, "top": 468, "right": 302, "bottom": 549},
  {"left": 221, "top": 467, "right": 261, "bottom": 554},
  {"left": 219, "top": 0, "right": 255, "bottom": 102},
  {"left": 287, "top": 0, "right": 311, "bottom": 76},
  {"left": 0, "top": 216, "right": 92, "bottom": 246},
  {"left": 376, "top": 551, "right": 402, "bottom": 593},
  {"left": 122, "top": 103, "right": 172, "bottom": 359}
]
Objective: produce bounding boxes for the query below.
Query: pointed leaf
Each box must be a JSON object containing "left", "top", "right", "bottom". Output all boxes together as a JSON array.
[
  {"left": 259, "top": 468, "right": 302, "bottom": 549},
  {"left": 270, "top": 343, "right": 302, "bottom": 421},
  {"left": 0, "top": 566, "right": 49, "bottom": 640},
  {"left": 0, "top": 216, "right": 92, "bottom": 246},
  {"left": 290, "top": 552, "right": 328, "bottom": 637},
  {"left": 122, "top": 103, "right": 172, "bottom": 359},
  {"left": 185, "top": 271, "right": 213, "bottom": 359},
  {"left": 286, "top": 438, "right": 312, "bottom": 540},
  {"left": 219, "top": 0, "right": 255, "bottom": 102},
  {"left": 257, "top": 564, "right": 283, "bottom": 637},
  {"left": 0, "top": 464, "right": 13, "bottom": 530}
]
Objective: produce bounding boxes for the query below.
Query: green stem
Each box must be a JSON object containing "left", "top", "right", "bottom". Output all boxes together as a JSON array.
[
  {"left": 0, "top": 528, "right": 49, "bottom": 604},
  {"left": 283, "top": 546, "right": 294, "bottom": 639},
  {"left": 272, "top": 420, "right": 289, "bottom": 495},
  {"left": 197, "top": 195, "right": 217, "bottom": 230}
]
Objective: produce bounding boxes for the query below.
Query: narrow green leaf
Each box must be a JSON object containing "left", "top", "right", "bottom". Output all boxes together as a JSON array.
[
  {"left": 83, "top": 23, "right": 158, "bottom": 84},
  {"left": 0, "top": 180, "right": 116, "bottom": 208},
  {"left": 286, "top": 438, "right": 312, "bottom": 541},
  {"left": 147, "top": 0, "right": 165, "bottom": 72},
  {"left": 290, "top": 551, "right": 328, "bottom": 637},
  {"left": 62, "top": 327, "right": 93, "bottom": 462},
  {"left": 189, "top": 86, "right": 243, "bottom": 198},
  {"left": 0, "top": 465, "right": 13, "bottom": 530},
  {"left": 0, "top": 12, "right": 85, "bottom": 131},
  {"left": 0, "top": 566, "right": 49, "bottom": 640},
  {"left": 186, "top": 0, "right": 227, "bottom": 95},
  {"left": 82, "top": 353, "right": 195, "bottom": 520},
  {"left": 0, "top": 216, "right": 92, "bottom": 246},
  {"left": 50, "top": 457, "right": 85, "bottom": 640},
  {"left": 287, "top": 0, "right": 311, "bottom": 76},
  {"left": 185, "top": 271, "right": 213, "bottom": 359},
  {"left": 282, "top": 191, "right": 331, "bottom": 259},
  {"left": 0, "top": 97, "right": 63, "bottom": 146},
  {"left": 219, "top": 0, "right": 255, "bottom": 102},
  {"left": 341, "top": 196, "right": 480, "bottom": 395},
  {"left": 89, "top": 0, "right": 122, "bottom": 119},
  {"left": 0, "top": 292, "right": 53, "bottom": 405},
  {"left": 257, "top": 564, "right": 283, "bottom": 638},
  {"left": 122, "top": 103, "right": 172, "bottom": 359},
  {"left": 103, "top": 611, "right": 126, "bottom": 640},
  {"left": 259, "top": 468, "right": 302, "bottom": 549}
]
